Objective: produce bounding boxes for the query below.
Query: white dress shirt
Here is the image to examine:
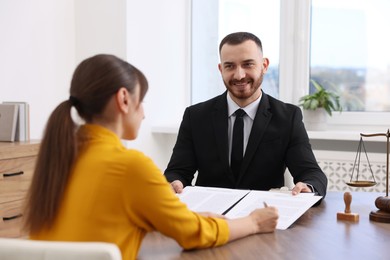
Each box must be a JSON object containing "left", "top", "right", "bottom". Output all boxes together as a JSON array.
[{"left": 227, "top": 91, "right": 262, "bottom": 165}]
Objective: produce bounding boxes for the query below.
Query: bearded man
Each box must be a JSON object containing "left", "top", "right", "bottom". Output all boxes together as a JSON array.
[{"left": 164, "top": 32, "right": 327, "bottom": 201}]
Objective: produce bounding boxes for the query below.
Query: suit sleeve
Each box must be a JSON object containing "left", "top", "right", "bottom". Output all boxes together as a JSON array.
[
  {"left": 164, "top": 108, "right": 198, "bottom": 186},
  {"left": 285, "top": 107, "right": 328, "bottom": 197}
]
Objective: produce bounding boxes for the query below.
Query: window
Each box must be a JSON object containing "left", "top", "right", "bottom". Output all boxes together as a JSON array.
[
  {"left": 311, "top": 0, "right": 390, "bottom": 112},
  {"left": 191, "top": 0, "right": 390, "bottom": 131},
  {"left": 191, "top": 0, "right": 280, "bottom": 104}
]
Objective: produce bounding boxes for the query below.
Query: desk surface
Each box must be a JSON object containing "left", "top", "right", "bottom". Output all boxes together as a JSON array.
[{"left": 138, "top": 192, "right": 390, "bottom": 259}]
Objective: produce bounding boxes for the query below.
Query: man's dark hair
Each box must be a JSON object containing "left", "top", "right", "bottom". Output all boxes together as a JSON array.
[{"left": 219, "top": 32, "right": 263, "bottom": 53}]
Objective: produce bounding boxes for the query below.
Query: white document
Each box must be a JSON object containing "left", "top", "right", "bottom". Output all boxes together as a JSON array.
[
  {"left": 178, "top": 186, "right": 322, "bottom": 230},
  {"left": 225, "top": 190, "right": 322, "bottom": 230},
  {"left": 178, "top": 186, "right": 250, "bottom": 215}
]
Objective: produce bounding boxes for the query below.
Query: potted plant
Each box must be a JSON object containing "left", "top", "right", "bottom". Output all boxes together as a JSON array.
[{"left": 299, "top": 79, "right": 342, "bottom": 130}]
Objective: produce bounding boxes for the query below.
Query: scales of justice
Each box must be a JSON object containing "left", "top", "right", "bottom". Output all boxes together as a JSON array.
[{"left": 347, "top": 129, "right": 390, "bottom": 223}]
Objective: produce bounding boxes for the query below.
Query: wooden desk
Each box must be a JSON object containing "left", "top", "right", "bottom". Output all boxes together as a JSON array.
[{"left": 138, "top": 192, "right": 390, "bottom": 259}]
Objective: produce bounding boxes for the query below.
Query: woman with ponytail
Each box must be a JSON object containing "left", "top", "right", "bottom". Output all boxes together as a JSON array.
[{"left": 24, "top": 54, "right": 278, "bottom": 260}]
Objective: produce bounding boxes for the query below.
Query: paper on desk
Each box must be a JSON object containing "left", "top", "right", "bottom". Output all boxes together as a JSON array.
[
  {"left": 225, "top": 190, "right": 322, "bottom": 230},
  {"left": 178, "top": 186, "right": 250, "bottom": 215}
]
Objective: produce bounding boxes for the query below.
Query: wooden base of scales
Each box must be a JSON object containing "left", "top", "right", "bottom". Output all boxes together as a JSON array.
[{"left": 369, "top": 196, "right": 390, "bottom": 223}]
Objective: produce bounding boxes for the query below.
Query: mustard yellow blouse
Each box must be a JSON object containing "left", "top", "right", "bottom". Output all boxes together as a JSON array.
[{"left": 30, "top": 124, "right": 229, "bottom": 259}]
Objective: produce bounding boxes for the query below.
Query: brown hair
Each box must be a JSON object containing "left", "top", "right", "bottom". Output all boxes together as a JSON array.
[
  {"left": 219, "top": 32, "right": 263, "bottom": 53},
  {"left": 24, "top": 54, "right": 148, "bottom": 234}
]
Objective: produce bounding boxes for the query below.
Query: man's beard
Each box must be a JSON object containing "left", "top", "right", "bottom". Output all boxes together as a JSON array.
[{"left": 224, "top": 70, "right": 265, "bottom": 100}]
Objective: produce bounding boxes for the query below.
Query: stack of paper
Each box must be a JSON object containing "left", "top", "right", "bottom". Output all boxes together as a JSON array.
[
  {"left": 0, "top": 104, "right": 19, "bottom": 142},
  {"left": 1, "top": 101, "right": 30, "bottom": 141}
]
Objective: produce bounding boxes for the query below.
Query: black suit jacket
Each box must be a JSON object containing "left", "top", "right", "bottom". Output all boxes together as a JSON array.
[{"left": 164, "top": 91, "right": 327, "bottom": 197}]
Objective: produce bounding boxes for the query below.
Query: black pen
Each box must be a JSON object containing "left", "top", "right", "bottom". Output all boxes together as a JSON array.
[{"left": 263, "top": 202, "right": 268, "bottom": 208}]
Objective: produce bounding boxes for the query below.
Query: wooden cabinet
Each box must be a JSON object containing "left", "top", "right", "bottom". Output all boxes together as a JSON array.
[{"left": 0, "top": 141, "right": 40, "bottom": 238}]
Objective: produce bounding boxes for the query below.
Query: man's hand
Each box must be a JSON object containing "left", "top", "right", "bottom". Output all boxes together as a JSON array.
[
  {"left": 170, "top": 180, "right": 184, "bottom": 194},
  {"left": 291, "top": 182, "right": 313, "bottom": 195}
]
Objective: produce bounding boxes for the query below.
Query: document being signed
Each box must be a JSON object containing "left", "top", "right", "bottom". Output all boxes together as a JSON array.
[
  {"left": 178, "top": 186, "right": 322, "bottom": 230},
  {"left": 177, "top": 186, "right": 250, "bottom": 215}
]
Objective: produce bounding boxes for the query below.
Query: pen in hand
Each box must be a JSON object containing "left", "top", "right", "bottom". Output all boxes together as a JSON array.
[{"left": 263, "top": 202, "right": 268, "bottom": 208}]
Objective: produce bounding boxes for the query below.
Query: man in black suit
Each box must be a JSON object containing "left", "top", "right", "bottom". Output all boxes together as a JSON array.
[{"left": 164, "top": 32, "right": 327, "bottom": 198}]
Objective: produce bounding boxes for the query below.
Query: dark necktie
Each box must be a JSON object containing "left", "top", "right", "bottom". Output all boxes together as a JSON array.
[{"left": 231, "top": 109, "right": 246, "bottom": 178}]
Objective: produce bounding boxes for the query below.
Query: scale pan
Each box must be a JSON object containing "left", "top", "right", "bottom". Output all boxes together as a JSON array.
[{"left": 346, "top": 181, "right": 377, "bottom": 187}]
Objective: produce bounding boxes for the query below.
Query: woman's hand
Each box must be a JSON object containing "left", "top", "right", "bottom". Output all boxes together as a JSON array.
[
  {"left": 227, "top": 207, "right": 278, "bottom": 241},
  {"left": 249, "top": 207, "right": 279, "bottom": 234}
]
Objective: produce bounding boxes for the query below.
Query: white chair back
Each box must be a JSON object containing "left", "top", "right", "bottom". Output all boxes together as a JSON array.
[{"left": 0, "top": 238, "right": 122, "bottom": 260}]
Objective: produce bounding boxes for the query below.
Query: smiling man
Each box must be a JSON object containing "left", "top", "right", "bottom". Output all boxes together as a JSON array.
[
  {"left": 164, "top": 32, "right": 327, "bottom": 200},
  {"left": 218, "top": 35, "right": 268, "bottom": 108}
]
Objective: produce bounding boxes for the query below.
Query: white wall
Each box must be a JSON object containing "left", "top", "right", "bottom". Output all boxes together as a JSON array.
[
  {"left": 0, "top": 0, "right": 189, "bottom": 171},
  {"left": 0, "top": 0, "right": 75, "bottom": 139},
  {"left": 125, "top": 0, "right": 190, "bottom": 170},
  {"left": 74, "top": 0, "right": 127, "bottom": 63}
]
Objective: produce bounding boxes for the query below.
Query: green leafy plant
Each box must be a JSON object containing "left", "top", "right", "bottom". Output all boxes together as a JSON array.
[{"left": 299, "top": 79, "right": 342, "bottom": 116}]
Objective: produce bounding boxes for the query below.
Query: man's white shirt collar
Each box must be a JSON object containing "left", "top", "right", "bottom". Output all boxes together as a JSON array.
[{"left": 227, "top": 91, "right": 262, "bottom": 120}]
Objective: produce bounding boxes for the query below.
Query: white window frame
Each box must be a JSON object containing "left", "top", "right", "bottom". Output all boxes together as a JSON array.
[{"left": 280, "top": 0, "right": 390, "bottom": 132}]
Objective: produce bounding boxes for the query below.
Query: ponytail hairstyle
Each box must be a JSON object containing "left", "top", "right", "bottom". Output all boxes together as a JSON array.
[{"left": 24, "top": 54, "right": 148, "bottom": 234}]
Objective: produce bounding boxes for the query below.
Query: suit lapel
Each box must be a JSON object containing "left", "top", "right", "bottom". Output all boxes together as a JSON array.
[
  {"left": 212, "top": 92, "right": 235, "bottom": 183},
  {"left": 237, "top": 93, "right": 272, "bottom": 184}
]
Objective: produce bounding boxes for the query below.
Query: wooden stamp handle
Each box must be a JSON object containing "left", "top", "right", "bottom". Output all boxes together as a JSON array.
[{"left": 344, "top": 192, "right": 352, "bottom": 213}]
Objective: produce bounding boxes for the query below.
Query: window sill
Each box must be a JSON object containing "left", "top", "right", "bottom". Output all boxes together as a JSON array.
[
  {"left": 151, "top": 125, "right": 180, "bottom": 135},
  {"left": 151, "top": 125, "right": 388, "bottom": 143},
  {"left": 307, "top": 131, "right": 386, "bottom": 142}
]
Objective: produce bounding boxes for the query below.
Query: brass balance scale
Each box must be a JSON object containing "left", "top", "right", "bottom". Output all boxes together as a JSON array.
[{"left": 346, "top": 129, "right": 390, "bottom": 223}]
